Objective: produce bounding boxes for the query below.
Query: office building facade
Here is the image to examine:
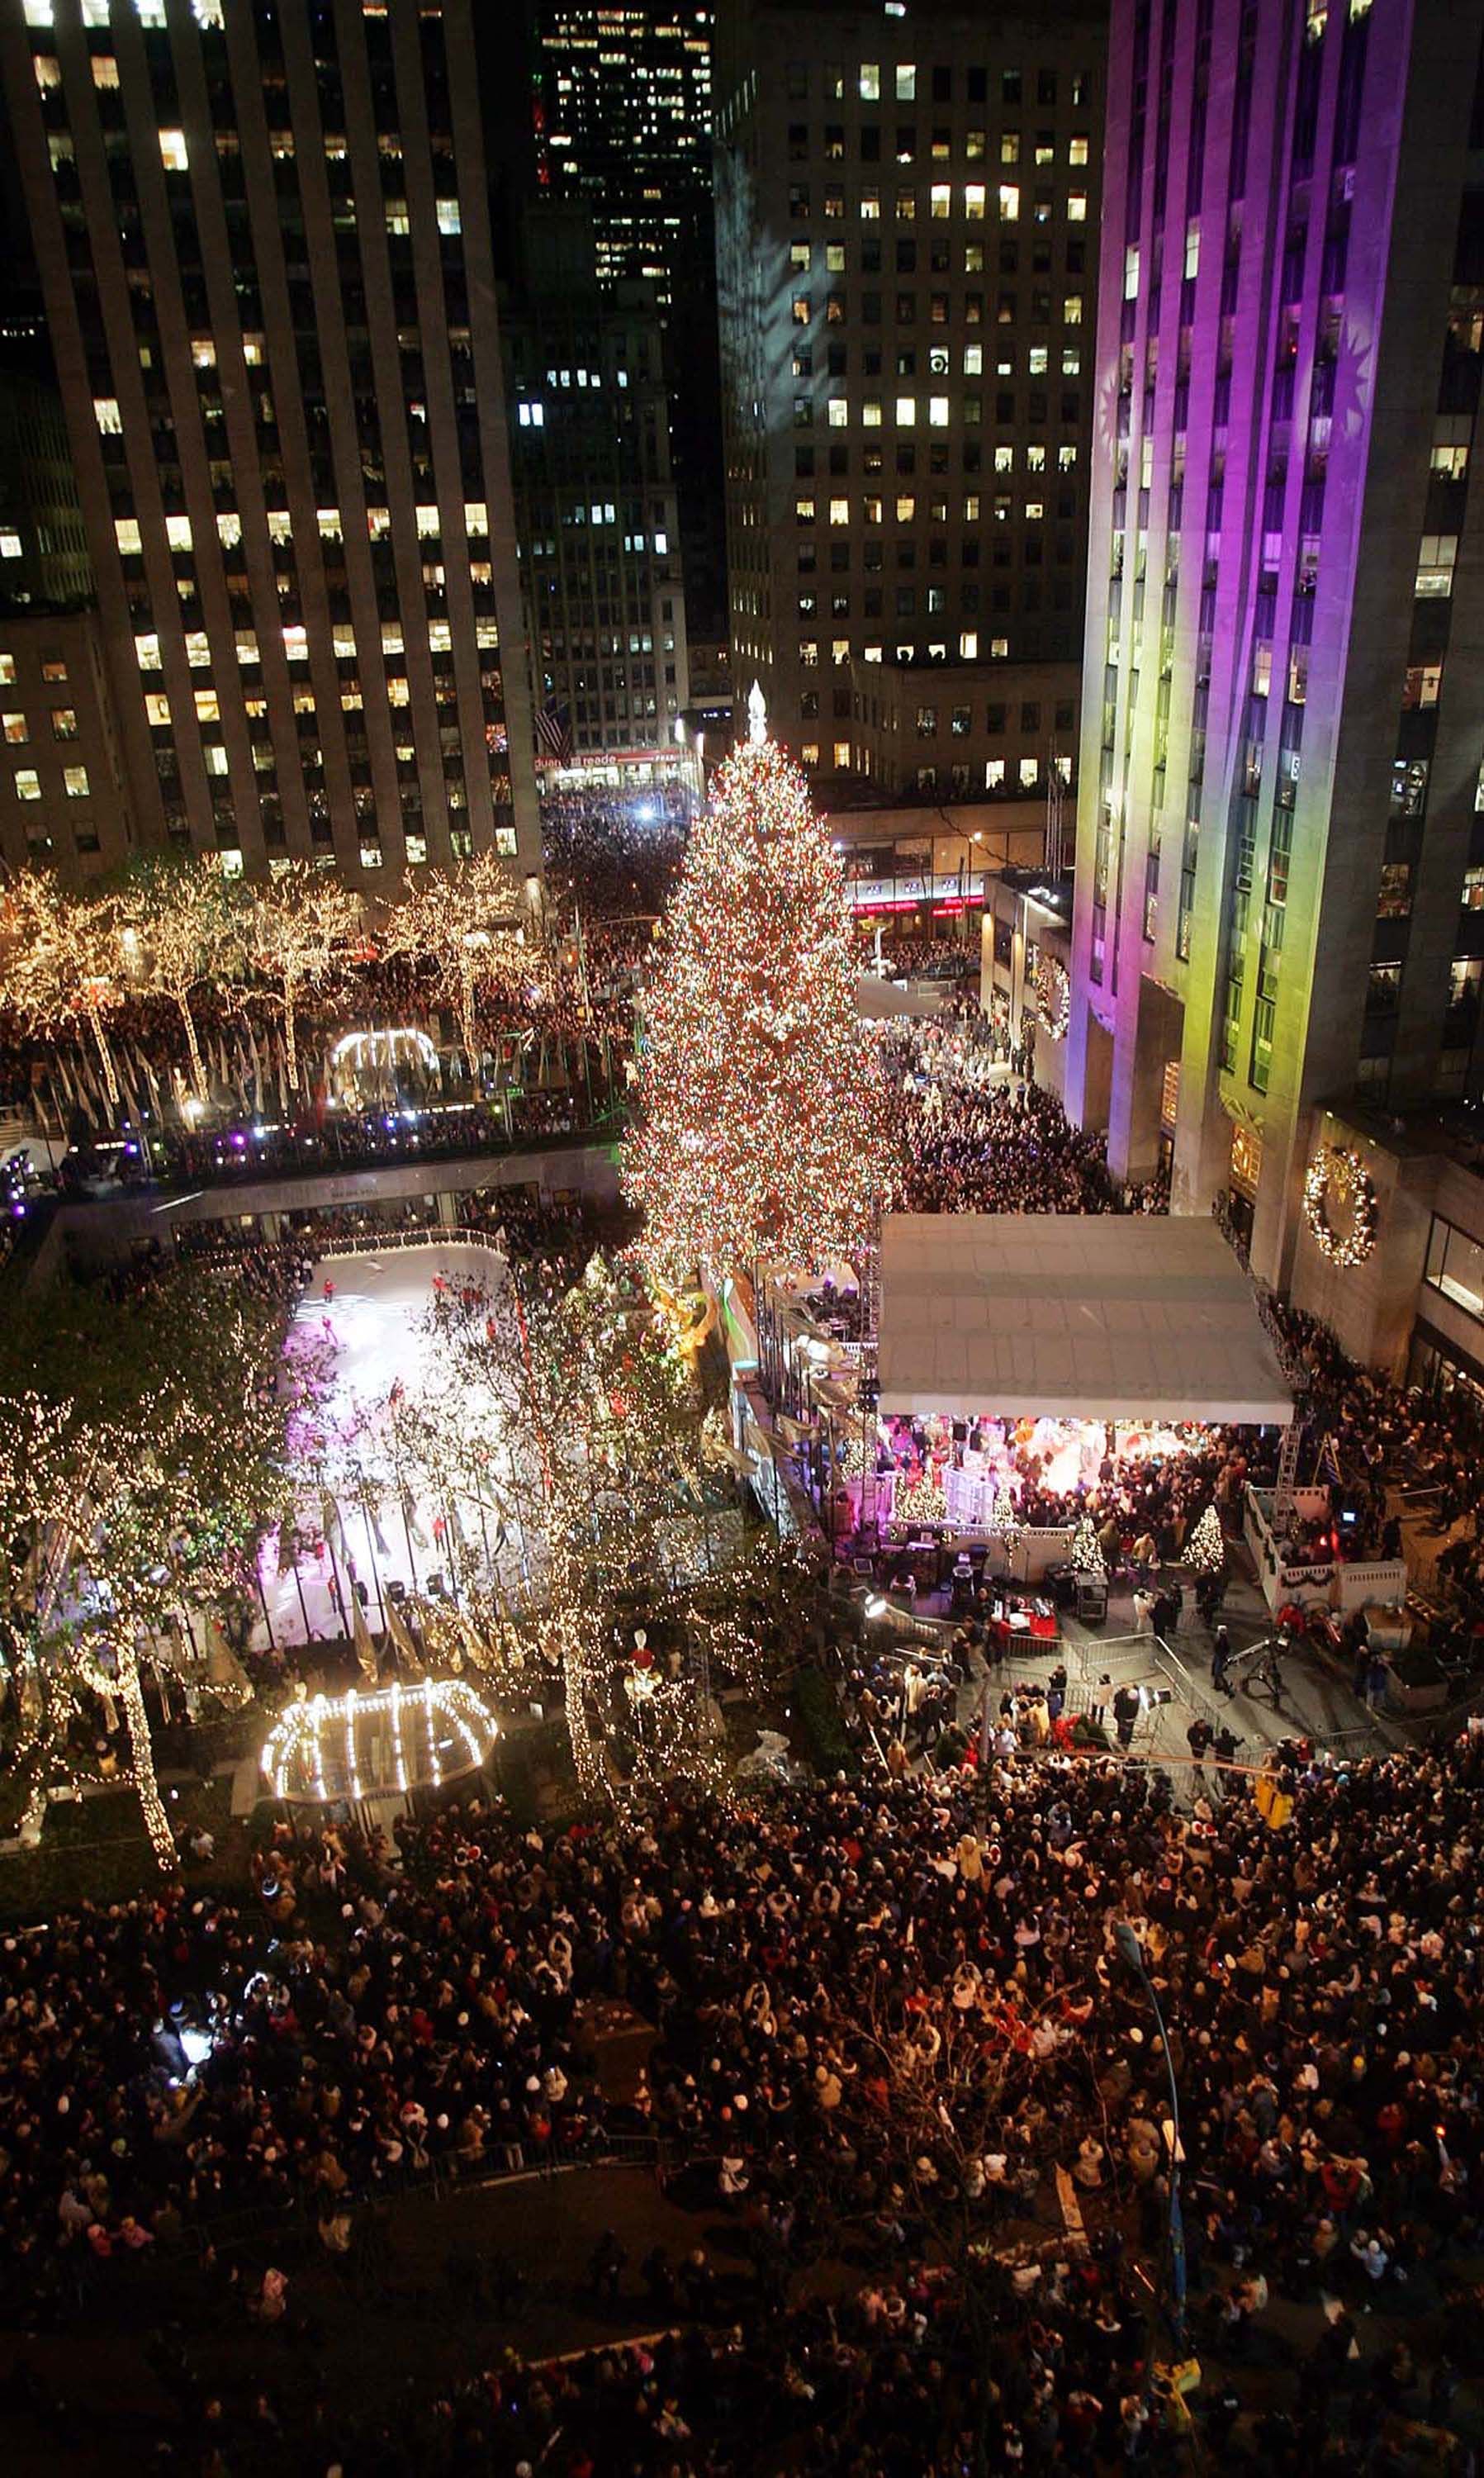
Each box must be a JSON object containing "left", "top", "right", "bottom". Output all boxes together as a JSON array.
[
  {"left": 503, "top": 211, "right": 690, "bottom": 784},
  {"left": 714, "top": 0, "right": 1104, "bottom": 774},
  {"left": 1065, "top": 0, "right": 1484, "bottom": 1289},
  {"left": 0, "top": 0, "right": 539, "bottom": 887}
]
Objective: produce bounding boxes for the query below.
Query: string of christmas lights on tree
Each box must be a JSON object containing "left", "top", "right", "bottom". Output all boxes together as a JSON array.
[
  {"left": 623, "top": 714, "right": 889, "bottom": 1287},
  {"left": 1183, "top": 1502, "right": 1226, "bottom": 1574}
]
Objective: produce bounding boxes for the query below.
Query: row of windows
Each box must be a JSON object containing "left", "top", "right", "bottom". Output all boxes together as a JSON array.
[
  {"left": 2, "top": 708, "right": 78, "bottom": 742},
  {"left": 783, "top": 64, "right": 1092, "bottom": 110},
  {"left": 787, "top": 182, "right": 1086, "bottom": 225},
  {"left": 107, "top": 499, "right": 491, "bottom": 548},
  {"left": 8, "top": 762, "right": 90, "bottom": 799},
  {"left": 792, "top": 126, "right": 1088, "bottom": 169}
]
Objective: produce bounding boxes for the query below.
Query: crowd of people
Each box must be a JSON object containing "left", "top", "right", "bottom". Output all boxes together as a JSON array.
[
  {"left": 884, "top": 1023, "right": 1155, "bottom": 1219},
  {"left": 4, "top": 1719, "right": 1484, "bottom": 2466}
]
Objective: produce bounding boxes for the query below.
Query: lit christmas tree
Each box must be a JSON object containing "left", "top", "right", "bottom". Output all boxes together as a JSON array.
[
  {"left": 623, "top": 693, "right": 888, "bottom": 1284},
  {"left": 1184, "top": 1502, "right": 1226, "bottom": 1574},
  {"left": 1070, "top": 1511, "right": 1105, "bottom": 1575}
]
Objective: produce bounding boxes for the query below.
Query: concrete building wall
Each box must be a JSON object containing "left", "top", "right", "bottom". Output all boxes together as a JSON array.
[{"left": 0, "top": 606, "right": 135, "bottom": 880}]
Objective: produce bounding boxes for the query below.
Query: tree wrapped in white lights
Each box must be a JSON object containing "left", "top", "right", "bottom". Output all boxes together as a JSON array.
[
  {"left": 0, "top": 871, "right": 124, "bottom": 1109},
  {"left": 117, "top": 854, "right": 244, "bottom": 1104},
  {"left": 1184, "top": 1502, "right": 1226, "bottom": 1574},
  {"left": 386, "top": 846, "right": 527, "bottom": 1092},
  {"left": 1070, "top": 1512, "right": 1105, "bottom": 1576},
  {"left": 241, "top": 860, "right": 362, "bottom": 1099},
  {"left": 622, "top": 710, "right": 889, "bottom": 1287}
]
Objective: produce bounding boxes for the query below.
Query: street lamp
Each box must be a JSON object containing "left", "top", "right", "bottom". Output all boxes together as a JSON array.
[{"left": 1112, "top": 1920, "right": 1187, "bottom": 2350}]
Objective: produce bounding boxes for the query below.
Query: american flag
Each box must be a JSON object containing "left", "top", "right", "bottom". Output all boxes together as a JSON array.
[
  {"left": 534, "top": 697, "right": 571, "bottom": 765},
  {"left": 1318, "top": 1432, "right": 1344, "bottom": 1486}
]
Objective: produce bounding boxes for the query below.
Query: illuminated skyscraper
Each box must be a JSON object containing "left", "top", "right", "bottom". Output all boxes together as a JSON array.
[
  {"left": 531, "top": 5, "right": 715, "bottom": 306},
  {"left": 1066, "top": 0, "right": 1484, "bottom": 1289},
  {"left": 714, "top": 0, "right": 1105, "bottom": 779},
  {"left": 0, "top": 0, "right": 539, "bottom": 887}
]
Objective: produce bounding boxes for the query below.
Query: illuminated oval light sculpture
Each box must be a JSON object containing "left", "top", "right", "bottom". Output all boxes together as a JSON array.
[
  {"left": 330, "top": 1027, "right": 440, "bottom": 1078},
  {"left": 260, "top": 1677, "right": 499, "bottom": 1804}
]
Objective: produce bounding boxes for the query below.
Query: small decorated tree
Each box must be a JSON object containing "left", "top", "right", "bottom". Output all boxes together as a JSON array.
[
  {"left": 1070, "top": 1511, "right": 1105, "bottom": 1576},
  {"left": 623, "top": 695, "right": 888, "bottom": 1286},
  {"left": 241, "top": 860, "right": 362, "bottom": 1099},
  {"left": 0, "top": 871, "right": 124, "bottom": 1108},
  {"left": 118, "top": 854, "right": 244, "bottom": 1103},
  {"left": 386, "top": 846, "right": 526, "bottom": 1090},
  {"left": 1184, "top": 1502, "right": 1226, "bottom": 1574}
]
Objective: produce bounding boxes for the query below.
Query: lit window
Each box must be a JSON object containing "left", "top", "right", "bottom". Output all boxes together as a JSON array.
[
  {"left": 929, "top": 395, "right": 949, "bottom": 425},
  {"left": 998, "top": 184, "right": 1020, "bottom": 221},
  {"left": 1416, "top": 534, "right": 1458, "bottom": 597},
  {"left": 381, "top": 624, "right": 404, "bottom": 655},
  {"left": 463, "top": 501, "right": 489, "bottom": 535},
  {"left": 894, "top": 64, "right": 915, "bottom": 99},
  {"left": 830, "top": 496, "right": 849, "bottom": 524},
  {"left": 1019, "top": 757, "right": 1038, "bottom": 790},
  {"left": 217, "top": 512, "right": 242, "bottom": 547},
  {"left": 114, "top": 518, "right": 142, "bottom": 554},
  {"left": 1184, "top": 221, "right": 1201, "bottom": 280},
  {"left": 194, "top": 689, "right": 220, "bottom": 721},
  {"left": 1069, "top": 135, "right": 1088, "bottom": 166},
  {"left": 860, "top": 62, "right": 880, "bottom": 99},
  {"left": 964, "top": 344, "right": 983, "bottom": 375},
  {"left": 283, "top": 626, "right": 310, "bottom": 662},
  {"left": 1069, "top": 192, "right": 1088, "bottom": 223},
  {"left": 436, "top": 198, "right": 462, "bottom": 235},
  {"left": 1062, "top": 345, "right": 1081, "bottom": 375},
  {"left": 985, "top": 758, "right": 1004, "bottom": 790},
  {"left": 860, "top": 188, "right": 880, "bottom": 221},
  {"left": 59, "top": 762, "right": 88, "bottom": 799},
  {"left": 1059, "top": 444, "right": 1078, "bottom": 470},
  {"left": 2, "top": 714, "right": 26, "bottom": 743},
  {"left": 317, "top": 507, "right": 343, "bottom": 540},
  {"left": 34, "top": 54, "right": 61, "bottom": 88},
  {"left": 94, "top": 398, "right": 122, "bottom": 435},
  {"left": 1064, "top": 294, "right": 1083, "bottom": 325},
  {"left": 863, "top": 398, "right": 883, "bottom": 425},
  {"left": 415, "top": 505, "right": 441, "bottom": 538},
  {"left": 385, "top": 202, "right": 411, "bottom": 235},
  {"left": 959, "top": 631, "right": 978, "bottom": 659},
  {"left": 964, "top": 184, "right": 985, "bottom": 220},
  {"left": 165, "top": 514, "right": 192, "bottom": 551},
  {"left": 0, "top": 657, "right": 12, "bottom": 687},
  {"left": 185, "top": 632, "right": 211, "bottom": 667},
  {"left": 194, "top": 0, "right": 225, "bottom": 25},
  {"left": 145, "top": 695, "right": 171, "bottom": 726},
  {"left": 801, "top": 743, "right": 821, "bottom": 765},
  {"left": 833, "top": 738, "right": 851, "bottom": 767},
  {"left": 896, "top": 395, "right": 916, "bottom": 425},
  {"left": 1028, "top": 346, "right": 1048, "bottom": 375},
  {"left": 22, "top": 2, "right": 53, "bottom": 25},
  {"left": 991, "top": 636, "right": 1008, "bottom": 658},
  {"left": 827, "top": 398, "right": 848, "bottom": 428},
  {"left": 159, "top": 131, "right": 188, "bottom": 171},
  {"left": 135, "top": 634, "right": 161, "bottom": 670},
  {"left": 896, "top": 494, "right": 916, "bottom": 521},
  {"left": 795, "top": 496, "right": 816, "bottom": 523},
  {"left": 931, "top": 184, "right": 951, "bottom": 218},
  {"left": 15, "top": 768, "right": 41, "bottom": 800},
  {"left": 50, "top": 708, "right": 77, "bottom": 738}
]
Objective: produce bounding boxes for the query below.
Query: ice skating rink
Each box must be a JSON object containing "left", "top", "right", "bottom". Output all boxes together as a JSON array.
[
  {"left": 258, "top": 1241, "right": 510, "bottom": 1645},
  {"left": 296, "top": 1241, "right": 504, "bottom": 1418}
]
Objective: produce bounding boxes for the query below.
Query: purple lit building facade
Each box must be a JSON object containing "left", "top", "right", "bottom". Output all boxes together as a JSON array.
[{"left": 1067, "top": 0, "right": 1484, "bottom": 1294}]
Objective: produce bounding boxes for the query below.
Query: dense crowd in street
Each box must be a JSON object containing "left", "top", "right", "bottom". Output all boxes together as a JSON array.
[
  {"left": 4, "top": 1725, "right": 1484, "bottom": 2466},
  {"left": 886, "top": 1022, "right": 1144, "bottom": 1217}
]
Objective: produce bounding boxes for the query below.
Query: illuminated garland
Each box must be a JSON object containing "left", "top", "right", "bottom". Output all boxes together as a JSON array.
[
  {"left": 1035, "top": 953, "right": 1071, "bottom": 1041},
  {"left": 1302, "top": 1145, "right": 1377, "bottom": 1268},
  {"left": 622, "top": 734, "right": 890, "bottom": 1285}
]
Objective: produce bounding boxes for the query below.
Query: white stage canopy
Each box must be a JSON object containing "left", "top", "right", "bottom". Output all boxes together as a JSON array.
[{"left": 878, "top": 1213, "right": 1293, "bottom": 1427}]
